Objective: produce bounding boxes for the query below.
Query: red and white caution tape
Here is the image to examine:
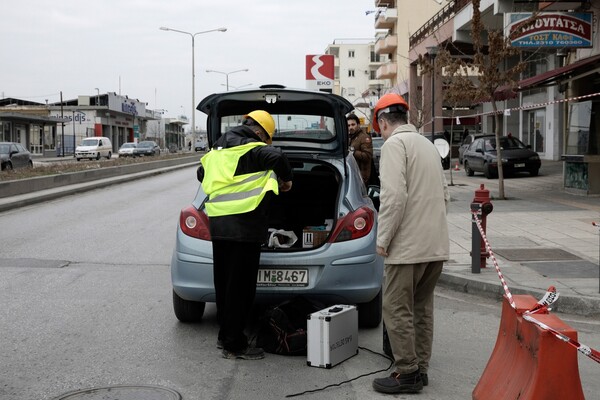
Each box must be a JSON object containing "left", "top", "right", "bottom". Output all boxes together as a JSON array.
[
  {"left": 438, "top": 91, "right": 600, "bottom": 121},
  {"left": 471, "top": 211, "right": 600, "bottom": 364},
  {"left": 522, "top": 313, "right": 600, "bottom": 364}
]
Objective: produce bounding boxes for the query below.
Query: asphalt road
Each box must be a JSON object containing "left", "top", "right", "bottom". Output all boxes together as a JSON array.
[{"left": 1, "top": 166, "right": 598, "bottom": 400}]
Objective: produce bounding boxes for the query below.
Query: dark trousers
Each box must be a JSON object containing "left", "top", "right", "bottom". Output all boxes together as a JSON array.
[{"left": 212, "top": 239, "right": 261, "bottom": 352}]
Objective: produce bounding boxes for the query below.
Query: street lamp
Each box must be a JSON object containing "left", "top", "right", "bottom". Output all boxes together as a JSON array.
[
  {"left": 72, "top": 110, "right": 85, "bottom": 152},
  {"left": 159, "top": 26, "right": 227, "bottom": 136},
  {"left": 206, "top": 69, "right": 249, "bottom": 91},
  {"left": 427, "top": 46, "right": 438, "bottom": 141}
]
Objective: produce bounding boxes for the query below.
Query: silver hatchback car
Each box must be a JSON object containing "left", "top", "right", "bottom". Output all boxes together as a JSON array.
[{"left": 170, "top": 85, "right": 383, "bottom": 327}]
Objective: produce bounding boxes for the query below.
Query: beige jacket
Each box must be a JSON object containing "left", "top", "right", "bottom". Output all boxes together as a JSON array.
[{"left": 376, "top": 124, "right": 450, "bottom": 264}]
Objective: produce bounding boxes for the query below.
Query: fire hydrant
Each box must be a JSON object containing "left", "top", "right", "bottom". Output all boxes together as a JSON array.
[{"left": 471, "top": 184, "right": 493, "bottom": 273}]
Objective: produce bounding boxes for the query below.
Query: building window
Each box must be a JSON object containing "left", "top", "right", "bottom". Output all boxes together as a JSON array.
[
  {"left": 348, "top": 50, "right": 355, "bottom": 58},
  {"left": 348, "top": 69, "right": 355, "bottom": 77}
]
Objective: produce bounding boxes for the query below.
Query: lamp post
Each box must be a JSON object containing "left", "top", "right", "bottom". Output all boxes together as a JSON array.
[
  {"left": 206, "top": 69, "right": 249, "bottom": 91},
  {"left": 159, "top": 26, "right": 227, "bottom": 136},
  {"left": 427, "top": 46, "right": 438, "bottom": 141},
  {"left": 72, "top": 110, "right": 85, "bottom": 151}
]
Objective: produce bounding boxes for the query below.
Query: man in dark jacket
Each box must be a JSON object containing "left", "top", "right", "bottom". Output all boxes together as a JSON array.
[
  {"left": 197, "top": 110, "right": 293, "bottom": 360},
  {"left": 347, "top": 114, "right": 373, "bottom": 186}
]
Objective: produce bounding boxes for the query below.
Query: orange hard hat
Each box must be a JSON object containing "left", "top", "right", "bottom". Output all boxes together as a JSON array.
[{"left": 372, "top": 93, "right": 409, "bottom": 133}]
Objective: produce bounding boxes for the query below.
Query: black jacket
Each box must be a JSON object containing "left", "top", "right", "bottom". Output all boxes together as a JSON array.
[{"left": 197, "top": 125, "right": 293, "bottom": 243}]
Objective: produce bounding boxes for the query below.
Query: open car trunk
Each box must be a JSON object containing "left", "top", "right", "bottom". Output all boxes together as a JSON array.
[{"left": 264, "top": 159, "right": 339, "bottom": 251}]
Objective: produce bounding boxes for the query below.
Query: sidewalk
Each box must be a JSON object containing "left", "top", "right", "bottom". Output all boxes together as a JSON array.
[{"left": 441, "top": 160, "right": 600, "bottom": 317}]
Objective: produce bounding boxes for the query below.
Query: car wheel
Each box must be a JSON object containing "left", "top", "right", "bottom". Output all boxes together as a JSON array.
[
  {"left": 76, "top": 158, "right": 81, "bottom": 162},
  {"left": 529, "top": 168, "right": 539, "bottom": 177},
  {"left": 4, "top": 162, "right": 13, "bottom": 171},
  {"left": 107, "top": 152, "right": 112, "bottom": 160},
  {"left": 484, "top": 163, "right": 497, "bottom": 179},
  {"left": 96, "top": 153, "right": 101, "bottom": 160},
  {"left": 173, "top": 290, "right": 206, "bottom": 322},
  {"left": 464, "top": 161, "right": 474, "bottom": 176},
  {"left": 27, "top": 160, "right": 33, "bottom": 168},
  {"left": 357, "top": 289, "right": 382, "bottom": 328}
]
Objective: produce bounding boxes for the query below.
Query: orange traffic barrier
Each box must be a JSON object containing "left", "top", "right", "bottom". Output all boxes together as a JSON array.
[{"left": 473, "top": 294, "right": 585, "bottom": 400}]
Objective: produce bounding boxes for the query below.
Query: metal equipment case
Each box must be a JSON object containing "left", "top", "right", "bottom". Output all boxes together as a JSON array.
[{"left": 306, "top": 305, "right": 358, "bottom": 368}]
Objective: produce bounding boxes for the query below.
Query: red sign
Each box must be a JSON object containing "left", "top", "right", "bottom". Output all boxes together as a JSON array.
[{"left": 305, "top": 55, "right": 334, "bottom": 80}]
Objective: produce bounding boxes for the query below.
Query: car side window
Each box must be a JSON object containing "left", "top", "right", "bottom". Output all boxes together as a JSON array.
[
  {"left": 10, "top": 144, "right": 18, "bottom": 153},
  {"left": 99, "top": 140, "right": 103, "bottom": 146}
]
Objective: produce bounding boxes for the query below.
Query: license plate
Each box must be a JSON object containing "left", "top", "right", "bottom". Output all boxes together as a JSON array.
[
  {"left": 257, "top": 268, "right": 308, "bottom": 287},
  {"left": 514, "top": 163, "right": 525, "bottom": 168}
]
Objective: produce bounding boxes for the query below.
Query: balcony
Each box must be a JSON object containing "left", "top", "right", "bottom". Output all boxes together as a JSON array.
[
  {"left": 374, "top": 34, "right": 397, "bottom": 54},
  {"left": 376, "top": 62, "right": 397, "bottom": 80},
  {"left": 374, "top": 0, "right": 394, "bottom": 6},
  {"left": 374, "top": 8, "right": 397, "bottom": 29}
]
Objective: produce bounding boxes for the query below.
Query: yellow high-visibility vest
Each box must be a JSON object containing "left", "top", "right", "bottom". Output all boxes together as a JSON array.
[{"left": 201, "top": 142, "right": 279, "bottom": 217}]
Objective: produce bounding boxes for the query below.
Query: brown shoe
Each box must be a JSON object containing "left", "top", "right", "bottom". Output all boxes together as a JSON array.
[{"left": 372, "top": 369, "right": 423, "bottom": 394}]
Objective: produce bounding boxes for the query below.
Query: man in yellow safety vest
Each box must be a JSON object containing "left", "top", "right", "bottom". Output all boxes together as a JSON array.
[{"left": 197, "top": 110, "right": 293, "bottom": 360}]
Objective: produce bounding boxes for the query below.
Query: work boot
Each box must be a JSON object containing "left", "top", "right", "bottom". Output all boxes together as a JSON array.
[
  {"left": 372, "top": 369, "right": 423, "bottom": 394},
  {"left": 222, "top": 347, "right": 265, "bottom": 360},
  {"left": 421, "top": 373, "right": 428, "bottom": 386}
]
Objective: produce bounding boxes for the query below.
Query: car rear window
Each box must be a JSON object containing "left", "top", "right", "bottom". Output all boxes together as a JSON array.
[{"left": 219, "top": 113, "right": 336, "bottom": 142}]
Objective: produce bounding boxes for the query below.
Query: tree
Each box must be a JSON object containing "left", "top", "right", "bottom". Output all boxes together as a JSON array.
[{"left": 436, "top": 0, "right": 529, "bottom": 199}]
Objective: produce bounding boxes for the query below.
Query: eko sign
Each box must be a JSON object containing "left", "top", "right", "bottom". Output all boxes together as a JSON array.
[
  {"left": 505, "top": 12, "right": 593, "bottom": 48},
  {"left": 306, "top": 55, "right": 334, "bottom": 92}
]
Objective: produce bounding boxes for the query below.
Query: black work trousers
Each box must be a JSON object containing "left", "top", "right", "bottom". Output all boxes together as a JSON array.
[{"left": 212, "top": 239, "right": 261, "bottom": 352}]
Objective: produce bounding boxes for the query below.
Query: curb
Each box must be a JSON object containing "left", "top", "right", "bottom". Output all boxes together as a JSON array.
[
  {"left": 0, "top": 161, "right": 198, "bottom": 213},
  {"left": 438, "top": 272, "right": 600, "bottom": 317}
]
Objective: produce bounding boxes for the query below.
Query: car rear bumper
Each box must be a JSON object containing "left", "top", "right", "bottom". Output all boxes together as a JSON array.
[{"left": 171, "top": 228, "right": 383, "bottom": 305}]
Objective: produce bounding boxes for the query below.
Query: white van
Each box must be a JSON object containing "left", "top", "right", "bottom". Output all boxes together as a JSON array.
[{"left": 75, "top": 137, "right": 113, "bottom": 161}]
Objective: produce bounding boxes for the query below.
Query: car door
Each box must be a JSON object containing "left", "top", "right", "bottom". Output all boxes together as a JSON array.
[
  {"left": 10, "top": 144, "right": 25, "bottom": 168},
  {"left": 468, "top": 139, "right": 486, "bottom": 171}
]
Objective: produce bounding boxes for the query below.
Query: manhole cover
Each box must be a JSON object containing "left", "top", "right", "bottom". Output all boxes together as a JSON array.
[
  {"left": 54, "top": 385, "right": 182, "bottom": 400},
  {"left": 522, "top": 260, "right": 599, "bottom": 278},
  {"left": 493, "top": 248, "right": 581, "bottom": 262}
]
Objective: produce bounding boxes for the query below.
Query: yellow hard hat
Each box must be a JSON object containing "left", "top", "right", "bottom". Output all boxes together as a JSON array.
[{"left": 245, "top": 110, "right": 275, "bottom": 142}]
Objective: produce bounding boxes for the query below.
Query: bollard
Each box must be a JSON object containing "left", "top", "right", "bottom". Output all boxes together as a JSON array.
[
  {"left": 471, "top": 184, "right": 493, "bottom": 273},
  {"left": 473, "top": 295, "right": 585, "bottom": 400}
]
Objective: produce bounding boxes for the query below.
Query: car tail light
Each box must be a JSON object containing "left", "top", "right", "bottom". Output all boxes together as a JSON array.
[
  {"left": 329, "top": 206, "right": 375, "bottom": 243},
  {"left": 179, "top": 205, "right": 211, "bottom": 240}
]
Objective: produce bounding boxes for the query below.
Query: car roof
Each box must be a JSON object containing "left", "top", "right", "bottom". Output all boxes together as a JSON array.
[{"left": 198, "top": 85, "right": 353, "bottom": 158}]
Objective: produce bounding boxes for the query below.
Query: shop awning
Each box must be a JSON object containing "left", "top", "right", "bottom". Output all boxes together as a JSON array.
[
  {"left": 518, "top": 53, "right": 600, "bottom": 90},
  {"left": 491, "top": 53, "right": 600, "bottom": 101}
]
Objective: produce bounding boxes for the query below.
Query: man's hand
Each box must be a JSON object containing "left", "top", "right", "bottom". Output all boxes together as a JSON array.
[
  {"left": 279, "top": 180, "right": 292, "bottom": 192},
  {"left": 376, "top": 246, "right": 388, "bottom": 257}
]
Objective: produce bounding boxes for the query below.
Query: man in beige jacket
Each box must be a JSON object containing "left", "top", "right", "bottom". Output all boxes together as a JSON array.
[{"left": 371, "top": 93, "right": 450, "bottom": 394}]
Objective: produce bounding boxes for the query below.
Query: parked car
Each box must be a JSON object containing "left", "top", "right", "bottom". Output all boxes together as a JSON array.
[
  {"left": 371, "top": 136, "right": 383, "bottom": 173},
  {"left": 133, "top": 141, "right": 160, "bottom": 157},
  {"left": 463, "top": 134, "right": 541, "bottom": 178},
  {"left": 75, "top": 137, "right": 112, "bottom": 161},
  {"left": 194, "top": 139, "right": 207, "bottom": 152},
  {"left": 170, "top": 85, "right": 383, "bottom": 328},
  {"left": 458, "top": 133, "right": 483, "bottom": 164},
  {"left": 0, "top": 142, "right": 33, "bottom": 171},
  {"left": 118, "top": 142, "right": 137, "bottom": 157}
]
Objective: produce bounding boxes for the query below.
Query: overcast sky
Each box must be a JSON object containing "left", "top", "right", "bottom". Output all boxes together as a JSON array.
[{"left": 0, "top": 1, "right": 377, "bottom": 129}]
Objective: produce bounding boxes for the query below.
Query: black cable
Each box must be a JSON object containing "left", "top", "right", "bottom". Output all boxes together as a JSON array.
[{"left": 285, "top": 346, "right": 394, "bottom": 398}]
